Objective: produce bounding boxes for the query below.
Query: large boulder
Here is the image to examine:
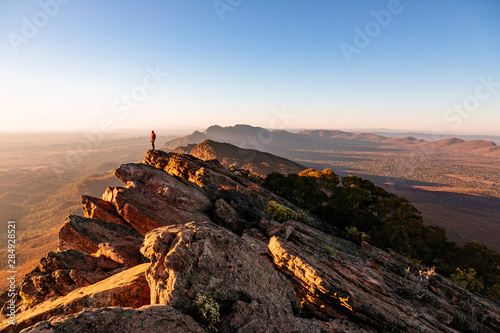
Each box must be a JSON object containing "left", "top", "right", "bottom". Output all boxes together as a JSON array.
[
  {"left": 3, "top": 264, "right": 150, "bottom": 333},
  {"left": 140, "top": 221, "right": 321, "bottom": 332},
  {"left": 20, "top": 305, "right": 203, "bottom": 333},
  {"left": 90, "top": 162, "right": 214, "bottom": 236},
  {"left": 19, "top": 250, "right": 125, "bottom": 309},
  {"left": 59, "top": 215, "right": 146, "bottom": 267}
]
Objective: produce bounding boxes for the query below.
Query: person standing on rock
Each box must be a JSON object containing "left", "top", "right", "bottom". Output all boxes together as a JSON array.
[{"left": 151, "top": 130, "right": 156, "bottom": 150}]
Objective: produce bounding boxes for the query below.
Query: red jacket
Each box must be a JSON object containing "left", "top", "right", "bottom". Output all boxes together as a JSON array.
[{"left": 151, "top": 133, "right": 156, "bottom": 141}]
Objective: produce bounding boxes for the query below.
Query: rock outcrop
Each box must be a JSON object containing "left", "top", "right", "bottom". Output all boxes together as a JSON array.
[
  {"left": 114, "top": 163, "right": 212, "bottom": 213},
  {"left": 173, "top": 139, "right": 306, "bottom": 176},
  {"left": 143, "top": 149, "right": 320, "bottom": 233},
  {"left": 19, "top": 250, "right": 126, "bottom": 309},
  {"left": 3, "top": 149, "right": 500, "bottom": 333},
  {"left": 4, "top": 264, "right": 150, "bottom": 332},
  {"left": 59, "top": 215, "right": 146, "bottom": 267},
  {"left": 103, "top": 185, "right": 210, "bottom": 235},
  {"left": 98, "top": 162, "right": 213, "bottom": 235}
]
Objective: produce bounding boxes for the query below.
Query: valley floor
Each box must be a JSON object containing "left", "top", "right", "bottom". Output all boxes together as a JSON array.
[{"left": 294, "top": 148, "right": 500, "bottom": 252}]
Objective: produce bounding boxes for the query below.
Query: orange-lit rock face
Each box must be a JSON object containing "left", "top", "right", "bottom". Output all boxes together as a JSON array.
[{"left": 265, "top": 220, "right": 500, "bottom": 332}]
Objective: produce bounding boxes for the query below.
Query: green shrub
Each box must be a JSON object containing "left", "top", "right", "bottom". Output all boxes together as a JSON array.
[
  {"left": 345, "top": 226, "right": 370, "bottom": 244},
  {"left": 486, "top": 283, "right": 500, "bottom": 302},
  {"left": 193, "top": 294, "right": 220, "bottom": 333},
  {"left": 323, "top": 246, "right": 334, "bottom": 255},
  {"left": 265, "top": 201, "right": 305, "bottom": 222},
  {"left": 451, "top": 268, "right": 484, "bottom": 293},
  {"left": 248, "top": 172, "right": 262, "bottom": 183}
]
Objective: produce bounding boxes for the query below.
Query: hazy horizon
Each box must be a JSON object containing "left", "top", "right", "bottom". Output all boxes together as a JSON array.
[{"left": 1, "top": 124, "right": 500, "bottom": 146}]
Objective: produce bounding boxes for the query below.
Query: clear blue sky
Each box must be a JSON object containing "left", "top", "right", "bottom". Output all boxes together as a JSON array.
[{"left": 1, "top": 0, "right": 499, "bottom": 135}]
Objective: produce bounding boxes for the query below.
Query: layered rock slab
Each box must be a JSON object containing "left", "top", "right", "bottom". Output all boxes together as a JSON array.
[
  {"left": 99, "top": 163, "right": 213, "bottom": 235},
  {"left": 59, "top": 215, "right": 146, "bottom": 267},
  {"left": 103, "top": 186, "right": 210, "bottom": 235},
  {"left": 2, "top": 264, "right": 150, "bottom": 333},
  {"left": 20, "top": 305, "right": 203, "bottom": 333},
  {"left": 140, "top": 221, "right": 321, "bottom": 332},
  {"left": 267, "top": 220, "right": 500, "bottom": 333},
  {"left": 19, "top": 250, "right": 125, "bottom": 310}
]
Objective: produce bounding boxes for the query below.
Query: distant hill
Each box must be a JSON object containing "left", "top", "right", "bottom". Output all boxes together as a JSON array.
[
  {"left": 422, "top": 138, "right": 499, "bottom": 155},
  {"left": 298, "top": 130, "right": 388, "bottom": 142},
  {"left": 367, "top": 130, "right": 500, "bottom": 145},
  {"left": 383, "top": 136, "right": 424, "bottom": 144},
  {"left": 173, "top": 139, "right": 306, "bottom": 176},
  {"left": 165, "top": 125, "right": 391, "bottom": 152},
  {"left": 166, "top": 125, "right": 279, "bottom": 150},
  {"left": 165, "top": 124, "right": 500, "bottom": 158},
  {"left": 163, "top": 125, "right": 388, "bottom": 161},
  {"left": 431, "top": 137, "right": 466, "bottom": 147}
]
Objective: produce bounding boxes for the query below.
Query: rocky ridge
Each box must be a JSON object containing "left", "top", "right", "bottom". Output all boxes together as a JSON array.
[
  {"left": 173, "top": 139, "right": 306, "bottom": 176},
  {"left": 1, "top": 149, "right": 499, "bottom": 332}
]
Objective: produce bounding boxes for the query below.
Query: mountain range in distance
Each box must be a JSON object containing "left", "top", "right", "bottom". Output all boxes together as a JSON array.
[
  {"left": 274, "top": 127, "right": 500, "bottom": 145},
  {"left": 350, "top": 129, "right": 500, "bottom": 145},
  {"left": 164, "top": 124, "right": 500, "bottom": 158},
  {"left": 164, "top": 124, "right": 500, "bottom": 253}
]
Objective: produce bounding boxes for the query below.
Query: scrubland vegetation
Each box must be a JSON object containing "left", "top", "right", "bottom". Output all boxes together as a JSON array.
[{"left": 300, "top": 150, "right": 500, "bottom": 198}]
